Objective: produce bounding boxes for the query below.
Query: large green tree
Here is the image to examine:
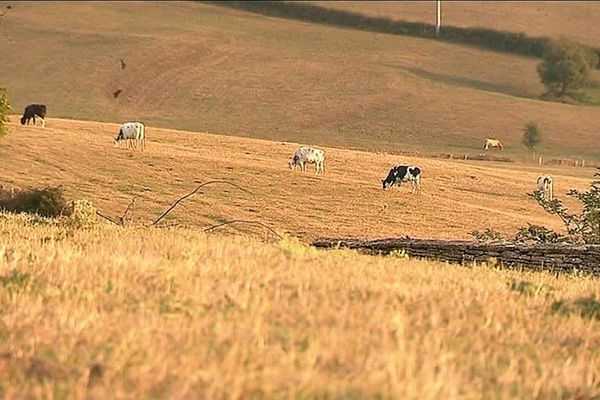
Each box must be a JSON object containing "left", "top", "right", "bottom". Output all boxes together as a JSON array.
[{"left": 537, "top": 36, "right": 598, "bottom": 96}]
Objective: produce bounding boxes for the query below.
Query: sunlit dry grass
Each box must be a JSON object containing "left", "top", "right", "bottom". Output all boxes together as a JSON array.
[
  {"left": 0, "top": 213, "right": 598, "bottom": 399},
  {"left": 1, "top": 117, "right": 596, "bottom": 244}
]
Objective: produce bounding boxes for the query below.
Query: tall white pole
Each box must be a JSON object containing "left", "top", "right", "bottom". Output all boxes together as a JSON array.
[{"left": 435, "top": 0, "right": 441, "bottom": 37}]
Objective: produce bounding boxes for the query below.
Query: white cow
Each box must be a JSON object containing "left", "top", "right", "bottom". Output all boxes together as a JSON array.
[
  {"left": 483, "top": 138, "right": 504, "bottom": 150},
  {"left": 289, "top": 146, "right": 325, "bottom": 174},
  {"left": 537, "top": 175, "right": 553, "bottom": 201},
  {"left": 114, "top": 122, "right": 146, "bottom": 150}
]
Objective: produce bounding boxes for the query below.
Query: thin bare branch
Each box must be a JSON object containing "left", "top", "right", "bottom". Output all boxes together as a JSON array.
[
  {"left": 0, "top": 5, "right": 11, "bottom": 18},
  {"left": 151, "top": 180, "right": 255, "bottom": 226},
  {"left": 95, "top": 211, "right": 122, "bottom": 227},
  {"left": 119, "top": 196, "right": 137, "bottom": 227},
  {"left": 0, "top": 6, "right": 13, "bottom": 43},
  {"left": 204, "top": 219, "right": 282, "bottom": 240}
]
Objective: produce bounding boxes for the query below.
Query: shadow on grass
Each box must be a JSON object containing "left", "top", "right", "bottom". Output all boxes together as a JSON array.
[
  {"left": 202, "top": 0, "right": 600, "bottom": 67},
  {"left": 389, "top": 65, "right": 536, "bottom": 99}
]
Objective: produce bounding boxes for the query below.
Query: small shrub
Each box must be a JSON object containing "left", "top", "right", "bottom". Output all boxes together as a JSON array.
[
  {"left": 387, "top": 249, "right": 409, "bottom": 259},
  {"left": 472, "top": 167, "right": 600, "bottom": 244},
  {"left": 0, "top": 269, "right": 31, "bottom": 292},
  {"left": 66, "top": 199, "right": 98, "bottom": 229},
  {"left": 551, "top": 296, "right": 600, "bottom": 320},
  {"left": 514, "top": 224, "right": 568, "bottom": 244},
  {"left": 0, "top": 186, "right": 70, "bottom": 217},
  {"left": 528, "top": 167, "right": 600, "bottom": 244},
  {"left": 469, "top": 228, "right": 504, "bottom": 243},
  {"left": 0, "top": 86, "right": 10, "bottom": 138},
  {"left": 522, "top": 122, "right": 543, "bottom": 157},
  {"left": 509, "top": 279, "right": 554, "bottom": 297}
]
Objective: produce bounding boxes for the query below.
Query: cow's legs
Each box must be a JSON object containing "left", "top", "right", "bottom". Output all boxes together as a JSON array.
[{"left": 39, "top": 117, "right": 45, "bottom": 128}]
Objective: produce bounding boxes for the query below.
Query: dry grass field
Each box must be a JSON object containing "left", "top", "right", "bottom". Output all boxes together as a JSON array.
[
  {"left": 0, "top": 213, "right": 599, "bottom": 399},
  {"left": 1, "top": 2, "right": 600, "bottom": 398},
  {"left": 1, "top": 117, "right": 595, "bottom": 242},
  {"left": 0, "top": 1, "right": 599, "bottom": 160}
]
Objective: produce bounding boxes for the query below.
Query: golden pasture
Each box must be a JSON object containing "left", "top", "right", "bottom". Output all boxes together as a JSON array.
[
  {"left": 1, "top": 117, "right": 594, "bottom": 241},
  {"left": 0, "top": 214, "right": 598, "bottom": 399},
  {"left": 1, "top": 2, "right": 600, "bottom": 398}
]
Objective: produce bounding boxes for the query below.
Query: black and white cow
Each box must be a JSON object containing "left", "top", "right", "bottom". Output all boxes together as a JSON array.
[
  {"left": 381, "top": 165, "right": 422, "bottom": 195},
  {"left": 20, "top": 104, "right": 47, "bottom": 127},
  {"left": 114, "top": 121, "right": 146, "bottom": 150},
  {"left": 537, "top": 175, "right": 553, "bottom": 201}
]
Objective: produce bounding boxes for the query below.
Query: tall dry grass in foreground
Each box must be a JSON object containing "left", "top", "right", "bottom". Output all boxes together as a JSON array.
[{"left": 0, "top": 213, "right": 598, "bottom": 399}]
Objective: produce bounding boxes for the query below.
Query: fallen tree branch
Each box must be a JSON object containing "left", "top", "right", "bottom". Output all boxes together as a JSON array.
[
  {"left": 0, "top": 5, "right": 13, "bottom": 43},
  {"left": 204, "top": 219, "right": 282, "bottom": 240},
  {"left": 119, "top": 196, "right": 137, "bottom": 227},
  {"left": 95, "top": 211, "right": 122, "bottom": 227},
  {"left": 151, "top": 180, "right": 255, "bottom": 226}
]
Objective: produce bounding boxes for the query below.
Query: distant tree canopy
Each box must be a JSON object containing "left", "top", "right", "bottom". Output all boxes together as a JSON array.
[
  {"left": 537, "top": 36, "right": 599, "bottom": 96},
  {"left": 522, "top": 122, "right": 542, "bottom": 154},
  {"left": 0, "top": 86, "right": 10, "bottom": 138}
]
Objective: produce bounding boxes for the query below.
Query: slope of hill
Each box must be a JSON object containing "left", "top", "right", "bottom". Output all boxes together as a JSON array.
[
  {"left": 311, "top": 1, "right": 600, "bottom": 49},
  {"left": 0, "top": 117, "right": 594, "bottom": 241},
  {"left": 0, "top": 2, "right": 598, "bottom": 160}
]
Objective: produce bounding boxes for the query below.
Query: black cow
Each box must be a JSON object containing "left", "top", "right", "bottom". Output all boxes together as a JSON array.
[
  {"left": 381, "top": 165, "right": 422, "bottom": 195},
  {"left": 20, "top": 104, "right": 47, "bottom": 127}
]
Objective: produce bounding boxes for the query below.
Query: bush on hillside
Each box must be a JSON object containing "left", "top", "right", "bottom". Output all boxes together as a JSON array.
[
  {"left": 210, "top": 1, "right": 600, "bottom": 63},
  {"left": 529, "top": 168, "right": 600, "bottom": 244},
  {"left": 537, "top": 36, "right": 599, "bottom": 97},
  {"left": 66, "top": 199, "right": 98, "bottom": 228},
  {"left": 0, "top": 86, "right": 10, "bottom": 138},
  {"left": 522, "top": 122, "right": 543, "bottom": 157},
  {"left": 0, "top": 186, "right": 70, "bottom": 217},
  {"left": 472, "top": 167, "right": 600, "bottom": 245}
]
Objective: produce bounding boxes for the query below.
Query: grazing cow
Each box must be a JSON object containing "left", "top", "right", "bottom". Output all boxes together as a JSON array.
[
  {"left": 289, "top": 146, "right": 325, "bottom": 174},
  {"left": 114, "top": 122, "right": 146, "bottom": 150},
  {"left": 382, "top": 165, "right": 422, "bottom": 195},
  {"left": 483, "top": 138, "right": 503, "bottom": 150},
  {"left": 20, "top": 104, "right": 47, "bottom": 127},
  {"left": 537, "top": 175, "right": 553, "bottom": 201}
]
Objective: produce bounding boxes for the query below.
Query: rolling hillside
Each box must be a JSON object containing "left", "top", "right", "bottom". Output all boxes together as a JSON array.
[
  {"left": 1, "top": 117, "right": 594, "bottom": 241},
  {"left": 312, "top": 1, "right": 600, "bottom": 48},
  {"left": 0, "top": 2, "right": 599, "bottom": 161}
]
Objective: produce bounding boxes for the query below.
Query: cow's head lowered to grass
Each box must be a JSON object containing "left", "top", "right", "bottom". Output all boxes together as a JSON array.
[{"left": 381, "top": 165, "right": 422, "bottom": 195}]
